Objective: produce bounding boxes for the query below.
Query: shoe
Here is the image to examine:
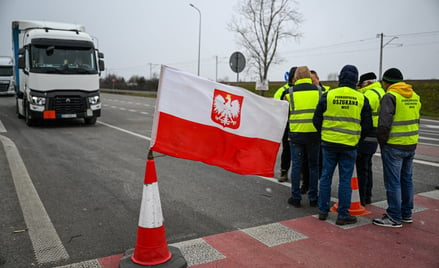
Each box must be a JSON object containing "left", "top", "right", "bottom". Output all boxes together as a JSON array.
[
  {"left": 300, "top": 185, "right": 308, "bottom": 194},
  {"left": 288, "top": 197, "right": 301, "bottom": 208},
  {"left": 318, "top": 213, "right": 328, "bottom": 221},
  {"left": 310, "top": 200, "right": 318, "bottom": 207},
  {"left": 401, "top": 216, "right": 413, "bottom": 223},
  {"left": 365, "top": 197, "right": 372, "bottom": 204},
  {"left": 336, "top": 215, "right": 357, "bottom": 226},
  {"left": 373, "top": 214, "right": 402, "bottom": 228},
  {"left": 278, "top": 170, "right": 288, "bottom": 182}
]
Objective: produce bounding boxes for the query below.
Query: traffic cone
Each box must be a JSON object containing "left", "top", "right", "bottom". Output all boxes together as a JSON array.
[
  {"left": 330, "top": 165, "right": 371, "bottom": 216},
  {"left": 119, "top": 151, "right": 187, "bottom": 268}
]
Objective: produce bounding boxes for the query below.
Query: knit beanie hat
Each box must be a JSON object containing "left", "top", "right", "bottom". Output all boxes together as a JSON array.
[
  {"left": 382, "top": 68, "right": 403, "bottom": 83},
  {"left": 358, "top": 72, "right": 377, "bottom": 86},
  {"left": 338, "top": 65, "right": 359, "bottom": 89}
]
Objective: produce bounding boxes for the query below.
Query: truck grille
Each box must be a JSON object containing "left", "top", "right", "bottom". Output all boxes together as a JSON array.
[
  {"left": 53, "top": 96, "right": 85, "bottom": 114},
  {"left": 0, "top": 82, "right": 10, "bottom": 92}
]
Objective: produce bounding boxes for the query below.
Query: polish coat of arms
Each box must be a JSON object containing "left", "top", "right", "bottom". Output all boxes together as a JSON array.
[{"left": 211, "top": 89, "right": 243, "bottom": 129}]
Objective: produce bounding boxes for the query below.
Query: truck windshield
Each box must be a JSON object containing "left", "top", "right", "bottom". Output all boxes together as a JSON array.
[
  {"left": 30, "top": 45, "right": 98, "bottom": 74},
  {"left": 0, "top": 66, "right": 13, "bottom": 76}
]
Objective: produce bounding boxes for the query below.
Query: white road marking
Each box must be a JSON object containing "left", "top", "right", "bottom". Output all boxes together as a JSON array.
[
  {"left": 0, "top": 135, "right": 69, "bottom": 264},
  {"left": 97, "top": 121, "right": 151, "bottom": 141},
  {"left": 96, "top": 120, "right": 439, "bottom": 170},
  {"left": 375, "top": 152, "right": 439, "bottom": 167},
  {"left": 0, "top": 120, "right": 6, "bottom": 132}
]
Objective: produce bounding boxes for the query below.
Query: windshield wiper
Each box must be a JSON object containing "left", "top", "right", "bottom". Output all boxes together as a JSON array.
[
  {"left": 42, "top": 67, "right": 63, "bottom": 74},
  {"left": 75, "top": 68, "right": 94, "bottom": 74}
]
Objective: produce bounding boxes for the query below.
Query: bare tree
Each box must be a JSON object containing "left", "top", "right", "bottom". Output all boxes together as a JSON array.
[{"left": 229, "top": 0, "right": 302, "bottom": 82}]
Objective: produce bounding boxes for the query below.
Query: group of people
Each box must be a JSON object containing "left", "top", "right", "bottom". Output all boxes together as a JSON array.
[{"left": 275, "top": 65, "right": 421, "bottom": 227}]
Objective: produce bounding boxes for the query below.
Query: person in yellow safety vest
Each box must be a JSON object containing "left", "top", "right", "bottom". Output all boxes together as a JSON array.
[
  {"left": 284, "top": 66, "right": 321, "bottom": 208},
  {"left": 299, "top": 69, "right": 330, "bottom": 195},
  {"left": 274, "top": 83, "right": 289, "bottom": 100},
  {"left": 274, "top": 66, "right": 297, "bottom": 182},
  {"left": 311, "top": 69, "right": 330, "bottom": 93},
  {"left": 373, "top": 68, "right": 421, "bottom": 228},
  {"left": 356, "top": 72, "right": 386, "bottom": 206},
  {"left": 313, "top": 64, "right": 372, "bottom": 226}
]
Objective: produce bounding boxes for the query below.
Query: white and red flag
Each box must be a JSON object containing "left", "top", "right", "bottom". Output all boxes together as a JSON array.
[{"left": 150, "top": 66, "right": 289, "bottom": 177}]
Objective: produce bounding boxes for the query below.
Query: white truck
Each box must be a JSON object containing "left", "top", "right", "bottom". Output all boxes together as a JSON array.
[
  {"left": 0, "top": 56, "right": 15, "bottom": 96},
  {"left": 12, "top": 20, "right": 105, "bottom": 126}
]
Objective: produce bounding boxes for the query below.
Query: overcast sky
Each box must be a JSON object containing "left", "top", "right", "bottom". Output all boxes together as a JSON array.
[{"left": 1, "top": 0, "right": 438, "bottom": 82}]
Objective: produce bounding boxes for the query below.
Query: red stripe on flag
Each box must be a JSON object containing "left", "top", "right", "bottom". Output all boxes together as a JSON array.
[{"left": 151, "top": 112, "right": 279, "bottom": 177}]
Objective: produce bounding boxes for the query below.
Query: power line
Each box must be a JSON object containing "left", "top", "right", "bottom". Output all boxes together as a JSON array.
[
  {"left": 281, "top": 30, "right": 439, "bottom": 57},
  {"left": 396, "top": 30, "right": 439, "bottom": 37}
]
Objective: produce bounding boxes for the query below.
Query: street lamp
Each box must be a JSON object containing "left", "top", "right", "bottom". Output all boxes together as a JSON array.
[{"left": 189, "top": 3, "right": 201, "bottom": 76}]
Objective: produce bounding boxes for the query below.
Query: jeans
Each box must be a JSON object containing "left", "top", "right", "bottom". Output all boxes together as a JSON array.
[
  {"left": 381, "top": 145, "right": 415, "bottom": 222},
  {"left": 290, "top": 142, "right": 320, "bottom": 201},
  {"left": 356, "top": 152, "right": 374, "bottom": 204},
  {"left": 318, "top": 147, "right": 357, "bottom": 218}
]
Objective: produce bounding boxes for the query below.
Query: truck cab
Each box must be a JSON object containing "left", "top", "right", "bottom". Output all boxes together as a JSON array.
[
  {"left": 0, "top": 56, "right": 15, "bottom": 96},
  {"left": 13, "top": 20, "right": 105, "bottom": 126}
]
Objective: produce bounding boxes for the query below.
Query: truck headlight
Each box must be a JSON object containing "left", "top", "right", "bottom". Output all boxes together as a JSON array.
[
  {"left": 88, "top": 95, "right": 100, "bottom": 105},
  {"left": 31, "top": 96, "right": 46, "bottom": 105}
]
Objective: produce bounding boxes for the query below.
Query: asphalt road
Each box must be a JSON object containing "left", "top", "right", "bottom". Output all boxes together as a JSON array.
[{"left": 0, "top": 93, "right": 438, "bottom": 268}]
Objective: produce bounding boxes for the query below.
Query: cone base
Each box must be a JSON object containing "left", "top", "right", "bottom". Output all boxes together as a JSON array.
[
  {"left": 119, "top": 246, "right": 187, "bottom": 268},
  {"left": 330, "top": 203, "right": 372, "bottom": 216}
]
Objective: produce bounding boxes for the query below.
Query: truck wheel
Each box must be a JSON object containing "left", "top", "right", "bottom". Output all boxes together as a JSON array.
[
  {"left": 25, "top": 103, "right": 35, "bottom": 127},
  {"left": 84, "top": 116, "right": 97, "bottom": 125}
]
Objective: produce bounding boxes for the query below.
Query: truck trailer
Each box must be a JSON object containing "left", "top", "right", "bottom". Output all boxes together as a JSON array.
[
  {"left": 12, "top": 20, "right": 105, "bottom": 126},
  {"left": 0, "top": 56, "right": 15, "bottom": 96}
]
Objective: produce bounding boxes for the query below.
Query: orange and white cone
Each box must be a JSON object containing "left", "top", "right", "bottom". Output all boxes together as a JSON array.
[
  {"left": 330, "top": 165, "right": 371, "bottom": 216},
  {"left": 119, "top": 151, "right": 187, "bottom": 268},
  {"left": 131, "top": 151, "right": 171, "bottom": 265}
]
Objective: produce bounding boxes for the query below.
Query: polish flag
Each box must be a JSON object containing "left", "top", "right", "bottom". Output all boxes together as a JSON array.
[{"left": 150, "top": 66, "right": 289, "bottom": 177}]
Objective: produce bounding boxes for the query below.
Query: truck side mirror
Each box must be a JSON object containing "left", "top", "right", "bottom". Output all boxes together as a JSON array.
[
  {"left": 98, "top": 52, "right": 104, "bottom": 59},
  {"left": 99, "top": 60, "right": 105, "bottom": 71},
  {"left": 18, "top": 48, "right": 26, "bottom": 69}
]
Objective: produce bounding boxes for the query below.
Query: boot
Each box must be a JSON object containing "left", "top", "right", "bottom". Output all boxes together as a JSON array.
[{"left": 278, "top": 170, "right": 288, "bottom": 182}]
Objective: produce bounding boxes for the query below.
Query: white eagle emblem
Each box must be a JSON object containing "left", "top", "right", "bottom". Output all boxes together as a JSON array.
[{"left": 211, "top": 89, "right": 243, "bottom": 129}]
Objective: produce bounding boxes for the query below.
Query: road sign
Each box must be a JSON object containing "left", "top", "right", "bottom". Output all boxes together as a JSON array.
[
  {"left": 256, "top": 80, "right": 269, "bottom": 91},
  {"left": 229, "top": 52, "right": 246, "bottom": 73}
]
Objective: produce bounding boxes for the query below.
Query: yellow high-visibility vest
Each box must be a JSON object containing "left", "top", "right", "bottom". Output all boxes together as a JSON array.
[
  {"left": 285, "top": 78, "right": 320, "bottom": 133},
  {"left": 362, "top": 82, "right": 385, "bottom": 127},
  {"left": 274, "top": 83, "right": 289, "bottom": 100},
  {"left": 322, "top": 87, "right": 365, "bottom": 146},
  {"left": 387, "top": 91, "right": 421, "bottom": 145}
]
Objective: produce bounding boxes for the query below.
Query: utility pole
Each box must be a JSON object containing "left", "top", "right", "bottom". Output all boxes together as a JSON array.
[
  {"left": 189, "top": 4, "right": 201, "bottom": 76},
  {"left": 378, "top": 33, "right": 384, "bottom": 80},
  {"left": 377, "top": 33, "right": 401, "bottom": 79}
]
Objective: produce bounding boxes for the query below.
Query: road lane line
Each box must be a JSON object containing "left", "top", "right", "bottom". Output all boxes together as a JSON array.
[
  {"left": 0, "top": 120, "right": 6, "bottom": 133},
  {"left": 0, "top": 135, "right": 69, "bottom": 264},
  {"left": 375, "top": 152, "right": 439, "bottom": 167},
  {"left": 97, "top": 120, "right": 439, "bottom": 168},
  {"left": 97, "top": 121, "right": 151, "bottom": 141}
]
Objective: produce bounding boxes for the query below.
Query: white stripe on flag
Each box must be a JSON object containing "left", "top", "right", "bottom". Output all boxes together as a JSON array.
[{"left": 153, "top": 65, "right": 289, "bottom": 142}]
